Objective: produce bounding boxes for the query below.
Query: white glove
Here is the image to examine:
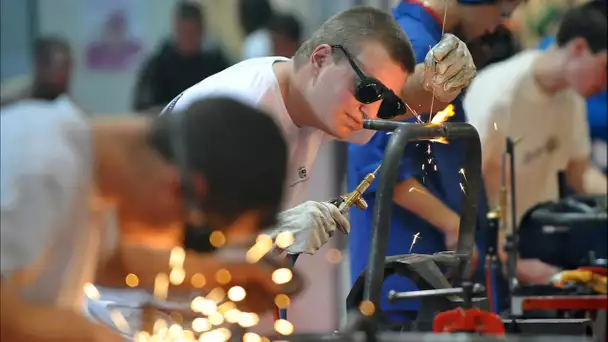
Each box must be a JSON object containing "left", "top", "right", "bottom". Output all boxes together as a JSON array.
[
  {"left": 268, "top": 201, "right": 350, "bottom": 255},
  {"left": 422, "top": 33, "right": 477, "bottom": 103}
]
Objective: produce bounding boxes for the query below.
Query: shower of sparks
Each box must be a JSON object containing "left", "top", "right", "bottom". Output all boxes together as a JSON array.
[
  {"left": 409, "top": 232, "right": 421, "bottom": 253},
  {"left": 117, "top": 238, "right": 295, "bottom": 342}
]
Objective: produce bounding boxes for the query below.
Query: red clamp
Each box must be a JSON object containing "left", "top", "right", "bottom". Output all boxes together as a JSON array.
[{"left": 433, "top": 307, "right": 505, "bottom": 335}]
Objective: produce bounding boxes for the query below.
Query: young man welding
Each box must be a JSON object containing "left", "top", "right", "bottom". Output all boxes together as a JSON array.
[
  {"left": 464, "top": 0, "right": 608, "bottom": 284},
  {"left": 348, "top": 0, "right": 524, "bottom": 323},
  {"left": 164, "top": 6, "right": 429, "bottom": 257},
  {"left": 0, "top": 97, "right": 288, "bottom": 341}
]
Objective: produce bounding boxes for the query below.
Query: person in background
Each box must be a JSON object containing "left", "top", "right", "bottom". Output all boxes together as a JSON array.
[
  {"left": 538, "top": 1, "right": 607, "bottom": 174},
  {"left": 239, "top": 0, "right": 275, "bottom": 59},
  {"left": 348, "top": 0, "right": 524, "bottom": 324},
  {"left": 133, "top": 1, "right": 229, "bottom": 112},
  {"left": 464, "top": 1, "right": 607, "bottom": 285},
  {"left": 1, "top": 36, "right": 74, "bottom": 107},
  {"left": 268, "top": 13, "right": 302, "bottom": 58}
]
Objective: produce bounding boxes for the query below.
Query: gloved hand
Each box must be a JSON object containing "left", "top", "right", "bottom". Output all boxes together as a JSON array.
[
  {"left": 422, "top": 33, "right": 477, "bottom": 103},
  {"left": 268, "top": 201, "right": 350, "bottom": 255}
]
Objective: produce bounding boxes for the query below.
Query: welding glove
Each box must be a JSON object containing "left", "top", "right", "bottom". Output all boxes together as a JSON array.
[
  {"left": 268, "top": 201, "right": 350, "bottom": 255},
  {"left": 423, "top": 33, "right": 477, "bottom": 103}
]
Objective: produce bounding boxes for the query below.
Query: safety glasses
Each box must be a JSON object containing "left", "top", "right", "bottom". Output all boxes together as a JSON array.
[{"left": 331, "top": 45, "right": 407, "bottom": 119}]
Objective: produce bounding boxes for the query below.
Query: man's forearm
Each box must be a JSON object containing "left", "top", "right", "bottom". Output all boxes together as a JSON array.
[
  {"left": 1, "top": 284, "right": 105, "bottom": 342},
  {"left": 566, "top": 159, "right": 607, "bottom": 195},
  {"left": 393, "top": 178, "right": 459, "bottom": 234},
  {"left": 400, "top": 64, "right": 451, "bottom": 115},
  {"left": 582, "top": 166, "right": 607, "bottom": 194}
]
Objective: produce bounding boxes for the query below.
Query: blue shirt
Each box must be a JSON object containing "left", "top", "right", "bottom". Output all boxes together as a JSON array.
[{"left": 348, "top": 0, "right": 488, "bottom": 318}]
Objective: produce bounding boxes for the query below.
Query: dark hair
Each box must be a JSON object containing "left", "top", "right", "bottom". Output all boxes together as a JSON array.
[
  {"left": 150, "top": 97, "right": 287, "bottom": 229},
  {"left": 556, "top": 0, "right": 607, "bottom": 53},
  {"left": 239, "top": 0, "right": 274, "bottom": 35},
  {"left": 268, "top": 13, "right": 302, "bottom": 43},
  {"left": 176, "top": 1, "right": 204, "bottom": 27},
  {"left": 294, "top": 6, "right": 416, "bottom": 74},
  {"left": 33, "top": 36, "right": 70, "bottom": 66}
]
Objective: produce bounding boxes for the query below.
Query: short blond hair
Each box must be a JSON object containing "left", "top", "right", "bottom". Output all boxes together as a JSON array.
[{"left": 293, "top": 6, "right": 415, "bottom": 73}]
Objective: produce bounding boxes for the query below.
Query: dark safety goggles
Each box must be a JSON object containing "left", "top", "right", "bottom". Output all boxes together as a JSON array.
[{"left": 331, "top": 45, "right": 406, "bottom": 120}]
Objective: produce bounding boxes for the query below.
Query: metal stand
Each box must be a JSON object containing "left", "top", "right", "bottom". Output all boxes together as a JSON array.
[
  {"left": 503, "top": 137, "right": 519, "bottom": 302},
  {"left": 360, "top": 120, "right": 482, "bottom": 313}
]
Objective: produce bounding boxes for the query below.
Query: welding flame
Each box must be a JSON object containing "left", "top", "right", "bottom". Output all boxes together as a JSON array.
[
  {"left": 429, "top": 104, "right": 456, "bottom": 144},
  {"left": 430, "top": 104, "right": 455, "bottom": 124}
]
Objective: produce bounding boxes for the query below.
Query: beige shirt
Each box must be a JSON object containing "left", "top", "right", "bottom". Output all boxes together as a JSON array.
[{"left": 464, "top": 50, "right": 591, "bottom": 230}]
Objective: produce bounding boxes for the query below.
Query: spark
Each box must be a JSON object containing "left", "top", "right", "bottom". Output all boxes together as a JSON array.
[
  {"left": 274, "top": 319, "right": 294, "bottom": 335},
  {"left": 109, "top": 309, "right": 131, "bottom": 334},
  {"left": 409, "top": 187, "right": 425, "bottom": 194},
  {"left": 434, "top": 164, "right": 437, "bottom": 171},
  {"left": 405, "top": 102, "right": 424, "bottom": 123},
  {"left": 494, "top": 122, "right": 498, "bottom": 131},
  {"left": 459, "top": 168, "right": 467, "bottom": 182},
  {"left": 409, "top": 232, "right": 421, "bottom": 253},
  {"left": 460, "top": 182, "right": 466, "bottom": 195}
]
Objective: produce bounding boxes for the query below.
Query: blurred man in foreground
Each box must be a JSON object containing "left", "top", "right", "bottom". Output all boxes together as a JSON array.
[{"left": 1, "top": 97, "right": 288, "bottom": 341}]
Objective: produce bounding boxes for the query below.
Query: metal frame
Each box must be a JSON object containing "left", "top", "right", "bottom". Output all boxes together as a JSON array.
[{"left": 360, "top": 120, "right": 483, "bottom": 307}]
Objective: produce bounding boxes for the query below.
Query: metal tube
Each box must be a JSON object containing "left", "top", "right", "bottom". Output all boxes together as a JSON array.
[
  {"left": 505, "top": 138, "right": 519, "bottom": 296},
  {"left": 361, "top": 120, "right": 482, "bottom": 307},
  {"left": 387, "top": 284, "right": 485, "bottom": 301}
]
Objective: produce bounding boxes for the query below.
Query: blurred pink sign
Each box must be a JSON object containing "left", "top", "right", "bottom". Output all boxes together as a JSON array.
[{"left": 83, "top": 0, "right": 145, "bottom": 71}]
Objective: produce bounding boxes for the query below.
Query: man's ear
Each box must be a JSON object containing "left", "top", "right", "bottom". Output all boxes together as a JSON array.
[
  {"left": 169, "top": 169, "right": 207, "bottom": 203},
  {"left": 309, "top": 44, "right": 333, "bottom": 76},
  {"left": 568, "top": 38, "right": 590, "bottom": 57}
]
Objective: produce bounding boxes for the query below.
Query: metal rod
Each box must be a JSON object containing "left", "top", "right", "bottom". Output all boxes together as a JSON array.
[
  {"left": 361, "top": 120, "right": 482, "bottom": 308},
  {"left": 505, "top": 138, "right": 519, "bottom": 299},
  {"left": 387, "top": 284, "right": 485, "bottom": 301}
]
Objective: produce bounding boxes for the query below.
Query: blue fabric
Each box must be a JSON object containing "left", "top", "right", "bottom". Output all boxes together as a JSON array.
[{"left": 348, "top": 0, "right": 488, "bottom": 319}]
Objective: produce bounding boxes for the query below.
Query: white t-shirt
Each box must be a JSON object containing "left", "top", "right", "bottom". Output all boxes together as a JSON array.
[
  {"left": 464, "top": 50, "right": 591, "bottom": 228},
  {"left": 166, "top": 57, "right": 373, "bottom": 210},
  {"left": 0, "top": 98, "right": 116, "bottom": 311}
]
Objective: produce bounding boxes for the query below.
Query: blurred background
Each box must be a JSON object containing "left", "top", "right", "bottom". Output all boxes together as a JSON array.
[{"left": 0, "top": 0, "right": 601, "bottom": 334}]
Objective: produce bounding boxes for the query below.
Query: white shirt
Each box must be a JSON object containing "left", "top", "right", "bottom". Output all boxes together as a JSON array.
[
  {"left": 0, "top": 98, "right": 116, "bottom": 311},
  {"left": 464, "top": 50, "right": 591, "bottom": 228},
  {"left": 166, "top": 57, "right": 373, "bottom": 210}
]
